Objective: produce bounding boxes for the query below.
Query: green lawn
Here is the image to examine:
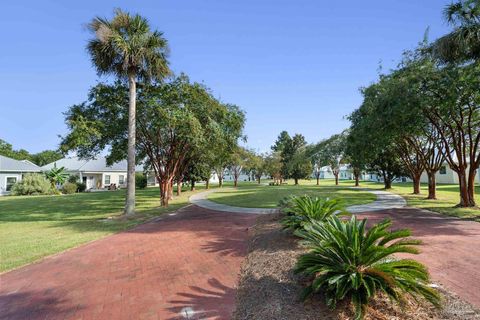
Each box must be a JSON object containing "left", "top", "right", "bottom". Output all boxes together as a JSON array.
[
  {"left": 208, "top": 179, "right": 480, "bottom": 220},
  {"left": 358, "top": 181, "right": 480, "bottom": 220},
  {"left": 0, "top": 186, "right": 206, "bottom": 272},
  {"left": 207, "top": 180, "right": 377, "bottom": 208}
]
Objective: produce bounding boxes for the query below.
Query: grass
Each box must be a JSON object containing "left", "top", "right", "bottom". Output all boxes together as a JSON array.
[
  {"left": 0, "top": 185, "right": 207, "bottom": 272},
  {"left": 207, "top": 180, "right": 377, "bottom": 208},
  {"left": 358, "top": 181, "right": 480, "bottom": 220},
  {"left": 208, "top": 179, "right": 480, "bottom": 220}
]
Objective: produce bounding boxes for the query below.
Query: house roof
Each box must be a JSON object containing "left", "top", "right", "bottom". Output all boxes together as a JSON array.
[
  {"left": 0, "top": 155, "right": 41, "bottom": 172},
  {"left": 41, "top": 157, "right": 144, "bottom": 172}
]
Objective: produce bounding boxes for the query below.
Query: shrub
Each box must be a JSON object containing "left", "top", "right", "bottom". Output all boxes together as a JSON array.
[
  {"left": 135, "top": 173, "right": 147, "bottom": 189},
  {"left": 68, "top": 174, "right": 79, "bottom": 183},
  {"left": 294, "top": 215, "right": 440, "bottom": 319},
  {"left": 280, "top": 196, "right": 346, "bottom": 232},
  {"left": 10, "top": 173, "right": 53, "bottom": 196},
  {"left": 62, "top": 182, "right": 77, "bottom": 194},
  {"left": 76, "top": 182, "right": 87, "bottom": 193}
]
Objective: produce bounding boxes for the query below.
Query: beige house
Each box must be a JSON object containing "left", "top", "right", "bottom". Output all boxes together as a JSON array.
[{"left": 42, "top": 157, "right": 143, "bottom": 190}]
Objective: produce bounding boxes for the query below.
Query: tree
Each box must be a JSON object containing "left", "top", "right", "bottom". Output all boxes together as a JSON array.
[
  {"left": 44, "top": 165, "right": 69, "bottom": 190},
  {"left": 272, "top": 132, "right": 308, "bottom": 183},
  {"left": 264, "top": 152, "right": 283, "bottom": 184},
  {"left": 431, "top": 0, "right": 480, "bottom": 64},
  {"left": 399, "top": 53, "right": 480, "bottom": 207},
  {"left": 314, "top": 133, "right": 347, "bottom": 186},
  {"left": 61, "top": 76, "right": 245, "bottom": 207},
  {"left": 87, "top": 9, "right": 170, "bottom": 215},
  {"left": 244, "top": 150, "right": 266, "bottom": 184},
  {"left": 287, "top": 148, "right": 313, "bottom": 185},
  {"left": 228, "top": 147, "right": 249, "bottom": 187},
  {"left": 31, "top": 150, "right": 63, "bottom": 166}
]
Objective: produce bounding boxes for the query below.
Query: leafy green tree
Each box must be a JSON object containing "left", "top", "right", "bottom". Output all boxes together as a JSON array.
[
  {"left": 61, "top": 76, "right": 244, "bottom": 206},
  {"left": 0, "top": 139, "right": 32, "bottom": 161},
  {"left": 295, "top": 216, "right": 440, "bottom": 320},
  {"left": 264, "top": 152, "right": 283, "bottom": 184},
  {"left": 431, "top": 0, "right": 480, "bottom": 64},
  {"left": 87, "top": 9, "right": 170, "bottom": 215},
  {"left": 272, "top": 132, "right": 308, "bottom": 183},
  {"left": 314, "top": 132, "right": 347, "bottom": 185},
  {"left": 228, "top": 147, "right": 249, "bottom": 187},
  {"left": 31, "top": 150, "right": 63, "bottom": 166},
  {"left": 287, "top": 147, "right": 312, "bottom": 185}
]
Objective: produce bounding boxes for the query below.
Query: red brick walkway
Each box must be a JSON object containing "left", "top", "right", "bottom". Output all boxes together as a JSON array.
[
  {"left": 0, "top": 205, "right": 256, "bottom": 320},
  {"left": 362, "top": 207, "right": 480, "bottom": 308}
]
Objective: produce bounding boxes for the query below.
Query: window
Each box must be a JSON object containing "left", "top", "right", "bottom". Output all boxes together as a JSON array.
[
  {"left": 6, "top": 177, "right": 17, "bottom": 191},
  {"left": 105, "top": 175, "right": 111, "bottom": 185},
  {"left": 439, "top": 166, "right": 447, "bottom": 175},
  {"left": 119, "top": 175, "right": 124, "bottom": 185}
]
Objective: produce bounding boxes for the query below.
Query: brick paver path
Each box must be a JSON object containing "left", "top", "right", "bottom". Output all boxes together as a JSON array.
[
  {"left": 0, "top": 205, "right": 256, "bottom": 320},
  {"left": 362, "top": 207, "right": 480, "bottom": 308}
]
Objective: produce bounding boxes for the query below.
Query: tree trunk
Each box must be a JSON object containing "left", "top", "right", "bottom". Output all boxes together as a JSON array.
[
  {"left": 160, "top": 179, "right": 169, "bottom": 207},
  {"left": 234, "top": 178, "right": 238, "bottom": 188},
  {"left": 466, "top": 167, "right": 477, "bottom": 207},
  {"left": 257, "top": 177, "right": 261, "bottom": 184},
  {"left": 168, "top": 180, "right": 174, "bottom": 200},
  {"left": 412, "top": 175, "right": 421, "bottom": 194},
  {"left": 176, "top": 179, "right": 182, "bottom": 196},
  {"left": 427, "top": 171, "right": 437, "bottom": 200},
  {"left": 219, "top": 177, "right": 223, "bottom": 188},
  {"left": 334, "top": 173, "right": 339, "bottom": 186},
  {"left": 316, "top": 176, "right": 319, "bottom": 185},
  {"left": 294, "top": 178, "right": 299, "bottom": 185},
  {"left": 384, "top": 177, "right": 392, "bottom": 189},
  {"left": 124, "top": 75, "right": 136, "bottom": 215},
  {"left": 457, "top": 170, "right": 471, "bottom": 207},
  {"left": 190, "top": 179, "right": 195, "bottom": 191},
  {"left": 354, "top": 173, "right": 359, "bottom": 187},
  {"left": 206, "top": 179, "right": 210, "bottom": 190}
]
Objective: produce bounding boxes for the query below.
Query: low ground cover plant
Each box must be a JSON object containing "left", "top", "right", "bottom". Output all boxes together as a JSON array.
[
  {"left": 280, "top": 195, "right": 346, "bottom": 231},
  {"left": 294, "top": 215, "right": 440, "bottom": 319}
]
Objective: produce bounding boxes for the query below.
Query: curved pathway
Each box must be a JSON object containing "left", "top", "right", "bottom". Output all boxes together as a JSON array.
[{"left": 190, "top": 187, "right": 406, "bottom": 214}]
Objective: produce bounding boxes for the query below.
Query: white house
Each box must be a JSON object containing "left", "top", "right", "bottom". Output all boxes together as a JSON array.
[
  {"left": 0, "top": 155, "right": 41, "bottom": 195},
  {"left": 41, "top": 157, "right": 143, "bottom": 190},
  {"left": 420, "top": 163, "right": 480, "bottom": 184}
]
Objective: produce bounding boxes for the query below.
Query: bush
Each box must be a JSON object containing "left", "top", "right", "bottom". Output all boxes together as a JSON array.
[
  {"left": 280, "top": 196, "right": 346, "bottom": 232},
  {"left": 76, "top": 182, "right": 87, "bottom": 193},
  {"left": 68, "top": 174, "right": 79, "bottom": 183},
  {"left": 294, "top": 215, "right": 440, "bottom": 319},
  {"left": 62, "top": 182, "right": 77, "bottom": 194},
  {"left": 10, "top": 173, "right": 53, "bottom": 196},
  {"left": 135, "top": 173, "right": 147, "bottom": 189}
]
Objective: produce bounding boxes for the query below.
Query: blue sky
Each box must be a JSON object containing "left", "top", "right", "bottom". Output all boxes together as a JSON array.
[{"left": 0, "top": 0, "right": 450, "bottom": 154}]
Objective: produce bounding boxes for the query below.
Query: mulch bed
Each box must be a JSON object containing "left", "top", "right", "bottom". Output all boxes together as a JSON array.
[{"left": 233, "top": 213, "right": 480, "bottom": 320}]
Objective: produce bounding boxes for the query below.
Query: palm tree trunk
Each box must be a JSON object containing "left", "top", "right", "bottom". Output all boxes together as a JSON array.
[{"left": 124, "top": 74, "right": 136, "bottom": 215}]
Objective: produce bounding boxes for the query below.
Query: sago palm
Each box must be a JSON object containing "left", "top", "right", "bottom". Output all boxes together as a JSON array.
[
  {"left": 431, "top": 0, "right": 480, "bottom": 63},
  {"left": 281, "top": 196, "right": 346, "bottom": 231},
  {"left": 87, "top": 9, "right": 170, "bottom": 215},
  {"left": 295, "top": 215, "right": 440, "bottom": 320}
]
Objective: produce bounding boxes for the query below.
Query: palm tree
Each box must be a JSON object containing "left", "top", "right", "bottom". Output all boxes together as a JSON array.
[
  {"left": 431, "top": 0, "right": 480, "bottom": 63},
  {"left": 87, "top": 9, "right": 169, "bottom": 215}
]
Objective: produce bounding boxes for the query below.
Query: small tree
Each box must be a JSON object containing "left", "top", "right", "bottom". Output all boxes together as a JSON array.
[
  {"left": 44, "top": 166, "right": 69, "bottom": 190},
  {"left": 11, "top": 173, "right": 52, "bottom": 195}
]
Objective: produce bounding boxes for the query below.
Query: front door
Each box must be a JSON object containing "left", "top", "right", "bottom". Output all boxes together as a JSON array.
[{"left": 86, "top": 176, "right": 95, "bottom": 189}]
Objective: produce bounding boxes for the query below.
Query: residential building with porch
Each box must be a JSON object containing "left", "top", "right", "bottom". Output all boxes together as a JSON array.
[{"left": 41, "top": 157, "right": 143, "bottom": 190}]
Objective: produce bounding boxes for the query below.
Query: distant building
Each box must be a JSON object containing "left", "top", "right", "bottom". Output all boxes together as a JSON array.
[
  {"left": 0, "top": 155, "right": 41, "bottom": 195},
  {"left": 41, "top": 157, "right": 144, "bottom": 190}
]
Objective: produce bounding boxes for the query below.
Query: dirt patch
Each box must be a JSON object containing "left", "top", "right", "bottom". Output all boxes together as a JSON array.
[{"left": 233, "top": 213, "right": 480, "bottom": 320}]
